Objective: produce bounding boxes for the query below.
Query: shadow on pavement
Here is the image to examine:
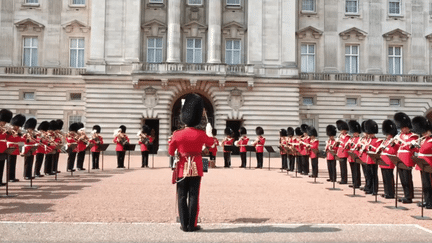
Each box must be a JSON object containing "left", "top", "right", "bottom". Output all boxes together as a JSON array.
[
  {"left": 202, "top": 224, "right": 342, "bottom": 233},
  {"left": 0, "top": 202, "right": 55, "bottom": 214}
]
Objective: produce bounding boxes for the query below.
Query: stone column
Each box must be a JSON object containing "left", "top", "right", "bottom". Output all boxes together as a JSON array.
[
  {"left": 247, "top": 0, "right": 263, "bottom": 64},
  {"left": 87, "top": 0, "right": 106, "bottom": 73},
  {"left": 207, "top": 0, "right": 222, "bottom": 63},
  {"left": 124, "top": 0, "right": 142, "bottom": 64},
  {"left": 166, "top": 0, "right": 181, "bottom": 63}
]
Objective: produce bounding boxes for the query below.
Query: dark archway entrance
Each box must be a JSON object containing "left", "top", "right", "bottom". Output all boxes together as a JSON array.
[{"left": 171, "top": 93, "right": 214, "bottom": 132}]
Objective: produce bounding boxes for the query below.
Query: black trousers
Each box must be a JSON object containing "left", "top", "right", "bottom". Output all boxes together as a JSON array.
[
  {"left": 0, "top": 157, "right": 5, "bottom": 183},
  {"left": 44, "top": 154, "right": 53, "bottom": 174},
  {"left": 296, "top": 156, "right": 302, "bottom": 173},
  {"left": 67, "top": 152, "right": 77, "bottom": 170},
  {"left": 8, "top": 155, "right": 17, "bottom": 180},
  {"left": 366, "top": 164, "right": 379, "bottom": 194},
  {"left": 280, "top": 154, "right": 287, "bottom": 169},
  {"left": 339, "top": 158, "right": 348, "bottom": 183},
  {"left": 421, "top": 171, "right": 432, "bottom": 206},
  {"left": 301, "top": 155, "right": 309, "bottom": 174},
  {"left": 116, "top": 151, "right": 126, "bottom": 168},
  {"left": 141, "top": 151, "right": 149, "bottom": 167},
  {"left": 209, "top": 154, "right": 216, "bottom": 161},
  {"left": 349, "top": 162, "right": 361, "bottom": 188},
  {"left": 24, "top": 155, "right": 34, "bottom": 179},
  {"left": 52, "top": 152, "right": 59, "bottom": 173},
  {"left": 311, "top": 157, "right": 319, "bottom": 177},
  {"left": 76, "top": 151, "right": 86, "bottom": 169},
  {"left": 256, "top": 153, "right": 263, "bottom": 168},
  {"left": 92, "top": 152, "right": 100, "bottom": 169},
  {"left": 327, "top": 160, "right": 336, "bottom": 182},
  {"left": 224, "top": 152, "right": 231, "bottom": 168},
  {"left": 381, "top": 168, "right": 395, "bottom": 197},
  {"left": 177, "top": 176, "right": 201, "bottom": 230},
  {"left": 34, "top": 153, "right": 44, "bottom": 176},
  {"left": 240, "top": 152, "right": 247, "bottom": 167},
  {"left": 288, "top": 155, "right": 295, "bottom": 171},
  {"left": 361, "top": 164, "right": 368, "bottom": 188},
  {"left": 399, "top": 168, "right": 414, "bottom": 199}
]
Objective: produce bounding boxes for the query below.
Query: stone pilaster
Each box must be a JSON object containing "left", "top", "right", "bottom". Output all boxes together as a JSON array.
[
  {"left": 207, "top": 0, "right": 222, "bottom": 64},
  {"left": 124, "top": 0, "right": 142, "bottom": 64},
  {"left": 166, "top": 0, "right": 181, "bottom": 63},
  {"left": 87, "top": 0, "right": 106, "bottom": 73}
]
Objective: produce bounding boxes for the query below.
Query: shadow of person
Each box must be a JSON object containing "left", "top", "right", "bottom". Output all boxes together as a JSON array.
[{"left": 201, "top": 224, "right": 342, "bottom": 234}]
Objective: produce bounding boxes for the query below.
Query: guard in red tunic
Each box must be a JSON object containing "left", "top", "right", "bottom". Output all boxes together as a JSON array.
[
  {"left": 89, "top": 125, "right": 104, "bottom": 169},
  {"left": 113, "top": 125, "right": 130, "bottom": 168},
  {"left": 138, "top": 125, "right": 153, "bottom": 168},
  {"left": 299, "top": 124, "right": 310, "bottom": 175},
  {"left": 294, "top": 127, "right": 303, "bottom": 173},
  {"left": 362, "top": 120, "right": 383, "bottom": 195},
  {"left": 34, "top": 121, "right": 49, "bottom": 177},
  {"left": 22, "top": 118, "right": 38, "bottom": 180},
  {"left": 336, "top": 120, "right": 350, "bottom": 184},
  {"left": 0, "top": 109, "right": 13, "bottom": 186},
  {"left": 208, "top": 129, "right": 219, "bottom": 168},
  {"left": 52, "top": 119, "right": 64, "bottom": 174},
  {"left": 76, "top": 123, "right": 88, "bottom": 171},
  {"left": 347, "top": 120, "right": 362, "bottom": 189},
  {"left": 168, "top": 94, "right": 214, "bottom": 232},
  {"left": 44, "top": 120, "right": 58, "bottom": 175},
  {"left": 394, "top": 112, "right": 418, "bottom": 204},
  {"left": 221, "top": 127, "right": 234, "bottom": 168},
  {"left": 7, "top": 114, "right": 26, "bottom": 182},
  {"left": 325, "top": 125, "right": 338, "bottom": 182},
  {"left": 307, "top": 126, "right": 319, "bottom": 178},
  {"left": 287, "top": 127, "right": 295, "bottom": 171},
  {"left": 279, "top": 129, "right": 288, "bottom": 170},
  {"left": 379, "top": 120, "right": 399, "bottom": 199},
  {"left": 252, "top": 127, "right": 266, "bottom": 169},
  {"left": 66, "top": 123, "right": 79, "bottom": 172},
  {"left": 237, "top": 127, "right": 249, "bottom": 168}
]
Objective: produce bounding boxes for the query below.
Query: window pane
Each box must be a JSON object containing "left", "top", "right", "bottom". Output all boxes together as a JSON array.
[
  {"left": 24, "top": 92, "right": 35, "bottom": 100},
  {"left": 301, "top": 45, "right": 307, "bottom": 54},
  {"left": 388, "top": 47, "right": 393, "bottom": 55},
  {"left": 226, "top": 40, "right": 232, "bottom": 50},
  {"left": 345, "top": 56, "right": 350, "bottom": 72},
  {"left": 233, "top": 50, "right": 240, "bottom": 64},
  {"left": 390, "top": 99, "right": 400, "bottom": 106},
  {"left": 24, "top": 38, "right": 31, "bottom": 47},
  {"left": 148, "top": 49, "right": 155, "bottom": 63},
  {"left": 195, "top": 39, "right": 201, "bottom": 48},
  {"left": 70, "top": 93, "right": 82, "bottom": 100},
  {"left": 352, "top": 56, "right": 358, "bottom": 73},
  {"left": 301, "top": 55, "right": 307, "bottom": 72},
  {"left": 307, "top": 56, "right": 315, "bottom": 72},
  {"left": 303, "top": 97, "right": 314, "bottom": 105},
  {"left": 156, "top": 38, "right": 163, "bottom": 48},
  {"left": 187, "top": 49, "right": 194, "bottom": 63},
  {"left": 195, "top": 49, "right": 202, "bottom": 63},
  {"left": 308, "top": 45, "right": 314, "bottom": 53},
  {"left": 31, "top": 49, "right": 38, "bottom": 66},
  {"left": 78, "top": 39, "right": 84, "bottom": 48},
  {"left": 188, "top": 0, "right": 202, "bottom": 5},
  {"left": 395, "top": 47, "right": 401, "bottom": 55},
  {"left": 24, "top": 49, "right": 31, "bottom": 67},
  {"left": 226, "top": 50, "right": 233, "bottom": 64},
  {"left": 302, "top": 0, "right": 314, "bottom": 11},
  {"left": 345, "top": 46, "right": 350, "bottom": 54},
  {"left": 233, "top": 40, "right": 240, "bottom": 50},
  {"left": 78, "top": 50, "right": 84, "bottom": 67},
  {"left": 395, "top": 57, "right": 401, "bottom": 74},
  {"left": 32, "top": 37, "right": 38, "bottom": 47},
  {"left": 70, "top": 49, "right": 77, "bottom": 67},
  {"left": 187, "top": 39, "right": 193, "bottom": 48},
  {"left": 71, "top": 39, "right": 77, "bottom": 48},
  {"left": 156, "top": 49, "right": 163, "bottom": 63},
  {"left": 148, "top": 38, "right": 155, "bottom": 48},
  {"left": 227, "top": 0, "right": 240, "bottom": 5},
  {"left": 352, "top": 46, "right": 358, "bottom": 54},
  {"left": 347, "top": 98, "right": 357, "bottom": 105},
  {"left": 389, "top": 57, "right": 394, "bottom": 74}
]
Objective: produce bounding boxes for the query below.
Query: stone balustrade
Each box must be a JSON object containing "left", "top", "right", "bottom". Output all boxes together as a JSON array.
[
  {"left": 141, "top": 63, "right": 255, "bottom": 76},
  {"left": 300, "top": 72, "right": 432, "bottom": 83},
  {"left": 0, "top": 66, "right": 86, "bottom": 76}
]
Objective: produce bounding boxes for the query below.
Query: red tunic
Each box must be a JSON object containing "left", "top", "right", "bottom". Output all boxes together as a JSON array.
[
  {"left": 418, "top": 136, "right": 432, "bottom": 169},
  {"left": 365, "top": 137, "right": 383, "bottom": 165},
  {"left": 255, "top": 136, "right": 265, "bottom": 153},
  {"left": 23, "top": 135, "right": 38, "bottom": 156},
  {"left": 347, "top": 136, "right": 359, "bottom": 163},
  {"left": 397, "top": 132, "right": 419, "bottom": 167},
  {"left": 238, "top": 136, "right": 249, "bottom": 153},
  {"left": 0, "top": 132, "right": 8, "bottom": 154},
  {"left": 208, "top": 137, "right": 219, "bottom": 156},
  {"left": 168, "top": 127, "right": 213, "bottom": 178},
  {"left": 222, "top": 137, "right": 234, "bottom": 153},
  {"left": 337, "top": 133, "right": 351, "bottom": 158},
  {"left": 138, "top": 136, "right": 153, "bottom": 152},
  {"left": 90, "top": 135, "right": 104, "bottom": 152},
  {"left": 309, "top": 139, "right": 319, "bottom": 159},
  {"left": 113, "top": 135, "right": 130, "bottom": 152},
  {"left": 300, "top": 137, "right": 310, "bottom": 156},
  {"left": 326, "top": 139, "right": 337, "bottom": 160},
  {"left": 66, "top": 136, "right": 78, "bottom": 153},
  {"left": 36, "top": 134, "right": 47, "bottom": 154},
  {"left": 7, "top": 134, "right": 26, "bottom": 155},
  {"left": 279, "top": 137, "right": 287, "bottom": 155},
  {"left": 380, "top": 138, "right": 400, "bottom": 169}
]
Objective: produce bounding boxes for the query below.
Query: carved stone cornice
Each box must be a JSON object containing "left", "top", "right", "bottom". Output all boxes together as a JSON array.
[
  {"left": 383, "top": 28, "right": 410, "bottom": 42},
  {"left": 14, "top": 18, "right": 45, "bottom": 32},
  {"left": 62, "top": 19, "right": 90, "bottom": 33},
  {"left": 142, "top": 19, "right": 167, "bottom": 37},
  {"left": 181, "top": 21, "right": 207, "bottom": 37},
  {"left": 222, "top": 21, "right": 246, "bottom": 39},
  {"left": 296, "top": 26, "right": 323, "bottom": 39},
  {"left": 339, "top": 27, "right": 367, "bottom": 40}
]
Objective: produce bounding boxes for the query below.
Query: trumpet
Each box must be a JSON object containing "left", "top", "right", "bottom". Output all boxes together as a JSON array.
[
  {"left": 137, "top": 131, "right": 150, "bottom": 145},
  {"left": 115, "top": 129, "right": 129, "bottom": 146}
]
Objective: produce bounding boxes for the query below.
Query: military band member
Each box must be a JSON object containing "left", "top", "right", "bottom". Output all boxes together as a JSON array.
[
  {"left": 252, "top": 127, "right": 265, "bottom": 169},
  {"left": 0, "top": 109, "right": 13, "bottom": 185},
  {"left": 325, "top": 125, "right": 338, "bottom": 182},
  {"left": 22, "top": 118, "right": 38, "bottom": 180},
  {"left": 394, "top": 112, "right": 417, "bottom": 204},
  {"left": 347, "top": 120, "right": 362, "bottom": 189},
  {"left": 7, "top": 114, "right": 26, "bottom": 182},
  {"left": 208, "top": 129, "right": 219, "bottom": 168},
  {"left": 287, "top": 127, "right": 295, "bottom": 171},
  {"left": 294, "top": 127, "right": 303, "bottom": 173},
  {"left": 221, "top": 127, "right": 234, "bottom": 168},
  {"left": 236, "top": 127, "right": 249, "bottom": 168},
  {"left": 279, "top": 129, "right": 288, "bottom": 170},
  {"left": 138, "top": 125, "right": 153, "bottom": 168},
  {"left": 114, "top": 125, "right": 129, "bottom": 168},
  {"left": 307, "top": 126, "right": 319, "bottom": 178},
  {"left": 299, "top": 124, "right": 310, "bottom": 175},
  {"left": 52, "top": 119, "right": 64, "bottom": 174},
  {"left": 76, "top": 123, "right": 88, "bottom": 171},
  {"left": 44, "top": 120, "right": 58, "bottom": 175},
  {"left": 89, "top": 125, "right": 104, "bottom": 169},
  {"left": 362, "top": 120, "right": 383, "bottom": 195},
  {"left": 358, "top": 121, "right": 369, "bottom": 191},
  {"left": 379, "top": 120, "right": 399, "bottom": 199},
  {"left": 34, "top": 121, "right": 49, "bottom": 177},
  {"left": 336, "top": 120, "right": 350, "bottom": 184}
]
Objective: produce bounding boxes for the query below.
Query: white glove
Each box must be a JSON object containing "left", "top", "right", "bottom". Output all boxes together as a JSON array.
[
  {"left": 206, "top": 123, "right": 213, "bottom": 137},
  {"left": 234, "top": 140, "right": 239, "bottom": 146}
]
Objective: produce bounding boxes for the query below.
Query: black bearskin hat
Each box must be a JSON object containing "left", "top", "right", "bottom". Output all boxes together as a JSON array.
[
  {"left": 239, "top": 127, "right": 247, "bottom": 136},
  {"left": 92, "top": 125, "right": 101, "bottom": 133},
  {"left": 38, "top": 121, "right": 49, "bottom": 132},
  {"left": 295, "top": 127, "right": 302, "bottom": 136},
  {"left": 348, "top": 120, "right": 361, "bottom": 134},
  {"left": 326, "top": 125, "right": 337, "bottom": 137},
  {"left": 69, "top": 123, "right": 80, "bottom": 132},
  {"left": 307, "top": 126, "right": 318, "bottom": 137},
  {"left": 142, "top": 124, "right": 151, "bottom": 134},
  {"left": 119, "top": 125, "right": 126, "bottom": 133},
  {"left": 78, "top": 122, "right": 84, "bottom": 129},
  {"left": 336, "top": 120, "right": 349, "bottom": 131},
  {"left": 0, "top": 109, "right": 13, "bottom": 123},
  {"left": 394, "top": 112, "right": 412, "bottom": 129},
  {"left": 287, "top": 127, "right": 294, "bottom": 136},
  {"left": 279, "top": 129, "right": 288, "bottom": 137},
  {"left": 382, "top": 120, "right": 398, "bottom": 137},
  {"left": 56, "top": 119, "right": 64, "bottom": 130},
  {"left": 48, "top": 120, "right": 57, "bottom": 131},
  {"left": 224, "top": 127, "right": 233, "bottom": 136},
  {"left": 212, "top": 129, "right": 217, "bottom": 136},
  {"left": 180, "top": 94, "right": 204, "bottom": 127},
  {"left": 411, "top": 116, "right": 430, "bottom": 136},
  {"left": 24, "top": 118, "right": 37, "bottom": 130},
  {"left": 300, "top": 124, "right": 309, "bottom": 134},
  {"left": 256, "top": 126, "right": 264, "bottom": 136},
  {"left": 11, "top": 114, "right": 26, "bottom": 127},
  {"left": 364, "top": 119, "right": 378, "bottom": 134}
]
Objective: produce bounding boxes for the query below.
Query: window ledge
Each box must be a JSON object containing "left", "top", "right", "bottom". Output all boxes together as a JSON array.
[
  {"left": 21, "top": 3, "right": 40, "bottom": 8},
  {"left": 225, "top": 5, "right": 242, "bottom": 11},
  {"left": 388, "top": 15, "right": 404, "bottom": 20},
  {"left": 147, "top": 3, "right": 165, "bottom": 8},
  {"left": 69, "top": 4, "right": 86, "bottom": 8},
  {"left": 301, "top": 10, "right": 317, "bottom": 15}
]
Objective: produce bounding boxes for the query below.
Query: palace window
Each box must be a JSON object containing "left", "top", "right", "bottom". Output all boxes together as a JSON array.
[
  {"left": 70, "top": 38, "right": 85, "bottom": 68},
  {"left": 70, "top": 93, "right": 82, "bottom": 101},
  {"left": 227, "top": 0, "right": 240, "bottom": 6},
  {"left": 390, "top": 98, "right": 401, "bottom": 107},
  {"left": 188, "top": 0, "right": 202, "bottom": 5},
  {"left": 301, "top": 119, "right": 315, "bottom": 127},
  {"left": 23, "top": 92, "right": 35, "bottom": 100},
  {"left": 23, "top": 37, "right": 38, "bottom": 67},
  {"left": 346, "top": 98, "right": 358, "bottom": 106},
  {"left": 389, "top": 0, "right": 401, "bottom": 15},
  {"left": 225, "top": 40, "right": 241, "bottom": 65},
  {"left": 147, "top": 38, "right": 163, "bottom": 63},
  {"left": 345, "top": 0, "right": 358, "bottom": 14},
  {"left": 72, "top": 0, "right": 85, "bottom": 4},
  {"left": 26, "top": 0, "right": 38, "bottom": 3},
  {"left": 388, "top": 46, "right": 402, "bottom": 75},
  {"left": 345, "top": 45, "right": 359, "bottom": 74},
  {"left": 186, "top": 38, "right": 202, "bottom": 64},
  {"left": 301, "top": 44, "right": 315, "bottom": 73},
  {"left": 302, "top": 0, "right": 315, "bottom": 12},
  {"left": 68, "top": 115, "right": 82, "bottom": 127},
  {"left": 302, "top": 97, "right": 314, "bottom": 106}
]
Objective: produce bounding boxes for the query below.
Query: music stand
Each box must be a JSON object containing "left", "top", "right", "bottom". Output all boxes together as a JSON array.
[
  {"left": 123, "top": 144, "right": 136, "bottom": 169},
  {"left": 265, "top": 146, "right": 276, "bottom": 170},
  {"left": 1, "top": 148, "right": 18, "bottom": 198},
  {"left": 85, "top": 144, "right": 95, "bottom": 173},
  {"left": 245, "top": 146, "right": 256, "bottom": 170},
  {"left": 21, "top": 146, "right": 39, "bottom": 190},
  {"left": 345, "top": 151, "right": 365, "bottom": 197},
  {"left": 98, "top": 144, "right": 110, "bottom": 171},
  {"left": 66, "top": 144, "right": 78, "bottom": 154},
  {"left": 290, "top": 147, "right": 303, "bottom": 178},
  {"left": 411, "top": 156, "right": 432, "bottom": 220},
  {"left": 366, "top": 152, "right": 389, "bottom": 204},
  {"left": 383, "top": 155, "right": 410, "bottom": 211}
]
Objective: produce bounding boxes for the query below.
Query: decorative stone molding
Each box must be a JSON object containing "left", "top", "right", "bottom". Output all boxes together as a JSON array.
[
  {"left": 228, "top": 87, "right": 244, "bottom": 111},
  {"left": 189, "top": 6, "right": 200, "bottom": 21},
  {"left": 296, "top": 26, "right": 323, "bottom": 39},
  {"left": 383, "top": 28, "right": 410, "bottom": 42},
  {"left": 142, "top": 19, "right": 167, "bottom": 37},
  {"left": 219, "top": 79, "right": 226, "bottom": 90},
  {"left": 161, "top": 79, "right": 169, "bottom": 89},
  {"left": 222, "top": 21, "right": 246, "bottom": 39},
  {"left": 426, "top": 33, "right": 432, "bottom": 43},
  {"left": 62, "top": 20, "right": 90, "bottom": 33},
  {"left": 190, "top": 78, "right": 198, "bottom": 87},
  {"left": 14, "top": 18, "right": 45, "bottom": 32},
  {"left": 182, "top": 21, "right": 207, "bottom": 37},
  {"left": 143, "top": 86, "right": 159, "bottom": 109},
  {"left": 339, "top": 27, "right": 367, "bottom": 41}
]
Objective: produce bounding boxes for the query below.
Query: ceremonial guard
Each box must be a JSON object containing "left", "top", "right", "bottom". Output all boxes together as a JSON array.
[
  {"left": 347, "top": 120, "right": 362, "bottom": 189},
  {"left": 113, "top": 125, "right": 129, "bottom": 168},
  {"left": 52, "top": 119, "right": 64, "bottom": 174},
  {"left": 294, "top": 127, "right": 303, "bottom": 173},
  {"left": 336, "top": 120, "right": 350, "bottom": 184},
  {"left": 236, "top": 127, "right": 249, "bottom": 168},
  {"left": 66, "top": 123, "right": 79, "bottom": 172},
  {"left": 208, "top": 129, "right": 219, "bottom": 168},
  {"left": 362, "top": 120, "right": 383, "bottom": 195},
  {"left": 138, "top": 124, "right": 153, "bottom": 168},
  {"left": 379, "top": 119, "right": 399, "bottom": 199},
  {"left": 34, "top": 121, "right": 49, "bottom": 177},
  {"left": 76, "top": 123, "right": 88, "bottom": 171},
  {"left": 299, "top": 124, "right": 310, "bottom": 175},
  {"left": 22, "top": 118, "right": 38, "bottom": 179},
  {"left": 325, "top": 125, "right": 338, "bottom": 182},
  {"left": 252, "top": 127, "right": 265, "bottom": 168},
  {"left": 168, "top": 94, "right": 214, "bottom": 232},
  {"left": 307, "top": 126, "right": 319, "bottom": 178},
  {"left": 287, "top": 127, "right": 295, "bottom": 171},
  {"left": 279, "top": 129, "right": 288, "bottom": 170},
  {"left": 7, "top": 114, "right": 26, "bottom": 182},
  {"left": 44, "top": 120, "right": 57, "bottom": 175},
  {"left": 221, "top": 127, "right": 234, "bottom": 168},
  {"left": 0, "top": 109, "right": 13, "bottom": 185},
  {"left": 394, "top": 112, "right": 417, "bottom": 203},
  {"left": 89, "top": 125, "right": 104, "bottom": 169}
]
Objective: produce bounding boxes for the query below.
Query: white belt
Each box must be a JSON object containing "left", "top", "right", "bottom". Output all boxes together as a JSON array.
[
  {"left": 0, "top": 140, "right": 6, "bottom": 142},
  {"left": 418, "top": 153, "right": 432, "bottom": 157},
  {"left": 398, "top": 150, "right": 411, "bottom": 153},
  {"left": 381, "top": 152, "right": 395, "bottom": 156}
]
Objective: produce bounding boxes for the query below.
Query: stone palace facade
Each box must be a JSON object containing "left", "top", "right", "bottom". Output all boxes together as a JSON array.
[{"left": 1, "top": 0, "right": 432, "bottom": 153}]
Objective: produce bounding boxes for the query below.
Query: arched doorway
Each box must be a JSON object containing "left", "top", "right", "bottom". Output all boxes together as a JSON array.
[{"left": 171, "top": 93, "right": 214, "bottom": 132}]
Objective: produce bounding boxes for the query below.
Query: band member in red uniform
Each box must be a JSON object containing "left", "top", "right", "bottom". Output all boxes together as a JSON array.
[
  {"left": 294, "top": 127, "right": 303, "bottom": 173},
  {"left": 22, "top": 118, "right": 38, "bottom": 180},
  {"left": 138, "top": 125, "right": 153, "bottom": 168},
  {"left": 279, "top": 129, "right": 288, "bottom": 170},
  {"left": 236, "top": 127, "right": 249, "bottom": 168},
  {"left": 394, "top": 112, "right": 418, "bottom": 204},
  {"left": 76, "top": 123, "right": 88, "bottom": 171},
  {"left": 52, "top": 119, "right": 64, "bottom": 174},
  {"left": 347, "top": 120, "right": 362, "bottom": 189},
  {"left": 307, "top": 126, "right": 319, "bottom": 178},
  {"left": 358, "top": 121, "right": 369, "bottom": 191},
  {"left": 169, "top": 94, "right": 214, "bottom": 232},
  {"left": 252, "top": 127, "right": 265, "bottom": 168},
  {"left": 113, "top": 125, "right": 129, "bottom": 168},
  {"left": 336, "top": 120, "right": 350, "bottom": 184},
  {"left": 66, "top": 123, "right": 79, "bottom": 172},
  {"left": 362, "top": 120, "right": 383, "bottom": 195},
  {"left": 44, "top": 120, "right": 58, "bottom": 175},
  {"left": 299, "top": 124, "right": 310, "bottom": 175},
  {"left": 34, "top": 121, "right": 49, "bottom": 177},
  {"left": 0, "top": 109, "right": 13, "bottom": 186},
  {"left": 221, "top": 127, "right": 234, "bottom": 168},
  {"left": 287, "top": 127, "right": 295, "bottom": 171},
  {"left": 325, "top": 125, "right": 338, "bottom": 182},
  {"left": 208, "top": 129, "right": 219, "bottom": 168},
  {"left": 379, "top": 119, "right": 399, "bottom": 199},
  {"left": 89, "top": 125, "right": 104, "bottom": 169},
  {"left": 7, "top": 114, "right": 26, "bottom": 182}
]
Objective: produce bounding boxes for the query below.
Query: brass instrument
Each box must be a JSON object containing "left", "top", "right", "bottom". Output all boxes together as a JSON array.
[
  {"left": 137, "top": 131, "right": 150, "bottom": 145},
  {"left": 114, "top": 129, "right": 129, "bottom": 146}
]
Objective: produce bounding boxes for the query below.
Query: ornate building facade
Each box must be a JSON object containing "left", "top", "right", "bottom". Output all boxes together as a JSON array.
[{"left": 1, "top": 0, "right": 432, "bottom": 153}]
